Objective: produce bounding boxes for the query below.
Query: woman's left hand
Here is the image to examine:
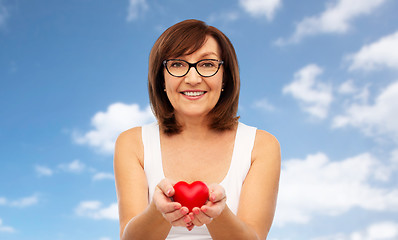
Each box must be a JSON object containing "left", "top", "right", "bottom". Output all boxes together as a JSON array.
[{"left": 188, "top": 183, "right": 226, "bottom": 227}]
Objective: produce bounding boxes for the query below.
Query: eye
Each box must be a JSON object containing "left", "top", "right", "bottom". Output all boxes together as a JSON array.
[
  {"left": 169, "top": 61, "right": 186, "bottom": 68},
  {"left": 199, "top": 60, "right": 217, "bottom": 68}
]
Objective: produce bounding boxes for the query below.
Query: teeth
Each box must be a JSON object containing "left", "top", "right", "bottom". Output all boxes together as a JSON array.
[{"left": 183, "top": 91, "right": 205, "bottom": 96}]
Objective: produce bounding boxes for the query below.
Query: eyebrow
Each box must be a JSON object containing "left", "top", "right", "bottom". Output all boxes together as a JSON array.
[
  {"left": 199, "top": 52, "right": 219, "bottom": 58},
  {"left": 180, "top": 51, "right": 219, "bottom": 59}
]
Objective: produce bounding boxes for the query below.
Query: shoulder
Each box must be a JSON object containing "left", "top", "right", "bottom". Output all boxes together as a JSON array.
[
  {"left": 117, "top": 126, "right": 142, "bottom": 141},
  {"left": 251, "top": 129, "right": 281, "bottom": 165},
  {"left": 254, "top": 129, "right": 280, "bottom": 149},
  {"left": 114, "top": 126, "right": 144, "bottom": 167},
  {"left": 116, "top": 126, "right": 143, "bottom": 148}
]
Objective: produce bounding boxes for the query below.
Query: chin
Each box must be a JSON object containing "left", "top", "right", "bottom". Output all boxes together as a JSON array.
[{"left": 177, "top": 109, "right": 212, "bottom": 119}]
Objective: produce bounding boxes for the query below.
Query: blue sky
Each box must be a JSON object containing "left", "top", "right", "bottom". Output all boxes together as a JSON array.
[{"left": 1, "top": 0, "right": 398, "bottom": 239}]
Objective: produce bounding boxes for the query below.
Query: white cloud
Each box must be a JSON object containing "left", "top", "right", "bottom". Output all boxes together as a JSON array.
[
  {"left": 0, "top": 218, "right": 15, "bottom": 233},
  {"left": 332, "top": 81, "right": 398, "bottom": 142},
  {"left": 0, "top": 0, "right": 9, "bottom": 29},
  {"left": 35, "top": 165, "right": 53, "bottom": 177},
  {"left": 252, "top": 98, "right": 275, "bottom": 112},
  {"left": 126, "top": 0, "right": 148, "bottom": 22},
  {"left": 75, "top": 201, "right": 118, "bottom": 220},
  {"left": 58, "top": 159, "right": 85, "bottom": 173},
  {"left": 99, "top": 238, "right": 112, "bottom": 240},
  {"left": 283, "top": 64, "right": 333, "bottom": 119},
  {"left": 0, "top": 194, "right": 39, "bottom": 208},
  {"left": 73, "top": 102, "right": 155, "bottom": 154},
  {"left": 35, "top": 160, "right": 115, "bottom": 182},
  {"left": 274, "top": 152, "right": 398, "bottom": 226},
  {"left": 10, "top": 194, "right": 39, "bottom": 208},
  {"left": 275, "top": 0, "right": 387, "bottom": 45},
  {"left": 391, "top": 149, "right": 398, "bottom": 165},
  {"left": 313, "top": 221, "right": 398, "bottom": 240},
  {"left": 338, "top": 79, "right": 357, "bottom": 95},
  {"left": 347, "top": 31, "right": 398, "bottom": 71},
  {"left": 338, "top": 79, "right": 370, "bottom": 104},
  {"left": 239, "top": 0, "right": 282, "bottom": 21},
  {"left": 365, "top": 221, "right": 398, "bottom": 240},
  {"left": 92, "top": 172, "right": 114, "bottom": 181}
]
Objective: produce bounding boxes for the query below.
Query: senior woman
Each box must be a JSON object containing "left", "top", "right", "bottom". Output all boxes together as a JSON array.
[{"left": 114, "top": 19, "right": 280, "bottom": 240}]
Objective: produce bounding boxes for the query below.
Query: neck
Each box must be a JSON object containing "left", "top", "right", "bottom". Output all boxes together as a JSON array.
[{"left": 175, "top": 114, "right": 213, "bottom": 140}]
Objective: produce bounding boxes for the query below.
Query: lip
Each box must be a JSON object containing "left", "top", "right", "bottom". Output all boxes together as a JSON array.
[{"left": 180, "top": 90, "right": 207, "bottom": 100}]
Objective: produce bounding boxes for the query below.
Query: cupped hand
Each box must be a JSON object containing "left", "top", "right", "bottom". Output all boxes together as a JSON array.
[
  {"left": 152, "top": 178, "right": 193, "bottom": 228},
  {"left": 188, "top": 183, "right": 226, "bottom": 226}
]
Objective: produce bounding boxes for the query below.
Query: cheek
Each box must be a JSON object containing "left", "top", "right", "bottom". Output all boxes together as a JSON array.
[
  {"left": 163, "top": 76, "right": 180, "bottom": 106},
  {"left": 164, "top": 75, "right": 176, "bottom": 91},
  {"left": 214, "top": 74, "right": 224, "bottom": 90}
]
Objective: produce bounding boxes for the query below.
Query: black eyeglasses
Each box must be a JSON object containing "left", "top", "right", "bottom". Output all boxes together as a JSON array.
[{"left": 163, "top": 59, "right": 224, "bottom": 77}]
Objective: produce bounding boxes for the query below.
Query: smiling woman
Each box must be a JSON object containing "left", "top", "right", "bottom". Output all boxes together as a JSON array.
[
  {"left": 162, "top": 35, "right": 225, "bottom": 128},
  {"left": 148, "top": 19, "right": 241, "bottom": 135},
  {"left": 114, "top": 19, "right": 281, "bottom": 240}
]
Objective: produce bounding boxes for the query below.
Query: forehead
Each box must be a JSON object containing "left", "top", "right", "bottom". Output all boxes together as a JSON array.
[{"left": 181, "top": 36, "right": 221, "bottom": 59}]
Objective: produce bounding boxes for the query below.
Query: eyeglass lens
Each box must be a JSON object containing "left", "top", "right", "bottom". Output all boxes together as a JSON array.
[{"left": 165, "top": 59, "right": 222, "bottom": 77}]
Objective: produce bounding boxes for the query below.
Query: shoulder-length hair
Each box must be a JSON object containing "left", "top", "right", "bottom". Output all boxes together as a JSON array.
[{"left": 148, "top": 19, "right": 240, "bottom": 135}]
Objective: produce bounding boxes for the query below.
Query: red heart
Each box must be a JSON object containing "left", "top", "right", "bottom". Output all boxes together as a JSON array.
[{"left": 173, "top": 181, "right": 209, "bottom": 212}]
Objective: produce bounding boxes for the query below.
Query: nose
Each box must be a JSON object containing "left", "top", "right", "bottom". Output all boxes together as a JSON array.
[{"left": 184, "top": 66, "right": 202, "bottom": 85}]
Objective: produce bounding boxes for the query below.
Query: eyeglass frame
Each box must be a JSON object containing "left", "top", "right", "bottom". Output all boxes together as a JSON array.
[{"left": 163, "top": 59, "right": 224, "bottom": 77}]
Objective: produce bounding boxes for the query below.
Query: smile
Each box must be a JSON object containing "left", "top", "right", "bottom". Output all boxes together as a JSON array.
[{"left": 181, "top": 91, "right": 206, "bottom": 97}]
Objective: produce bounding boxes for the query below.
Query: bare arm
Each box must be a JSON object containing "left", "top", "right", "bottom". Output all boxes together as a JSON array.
[
  {"left": 189, "top": 130, "right": 281, "bottom": 239},
  {"left": 235, "top": 130, "right": 280, "bottom": 239},
  {"left": 114, "top": 128, "right": 192, "bottom": 240}
]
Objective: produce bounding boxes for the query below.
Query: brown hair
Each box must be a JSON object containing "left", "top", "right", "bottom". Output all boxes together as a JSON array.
[{"left": 148, "top": 19, "right": 240, "bottom": 135}]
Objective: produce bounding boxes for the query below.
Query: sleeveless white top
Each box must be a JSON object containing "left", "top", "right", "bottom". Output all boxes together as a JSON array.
[{"left": 142, "top": 122, "right": 257, "bottom": 240}]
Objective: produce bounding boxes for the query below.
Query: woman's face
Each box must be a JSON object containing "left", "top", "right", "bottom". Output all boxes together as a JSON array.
[{"left": 163, "top": 35, "right": 223, "bottom": 121}]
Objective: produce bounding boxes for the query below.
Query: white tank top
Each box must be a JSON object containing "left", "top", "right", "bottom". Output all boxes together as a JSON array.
[{"left": 142, "top": 122, "right": 257, "bottom": 239}]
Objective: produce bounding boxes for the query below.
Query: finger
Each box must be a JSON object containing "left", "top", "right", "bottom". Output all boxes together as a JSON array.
[
  {"left": 156, "top": 200, "right": 181, "bottom": 214},
  {"left": 192, "top": 207, "right": 212, "bottom": 225},
  {"left": 186, "top": 223, "right": 195, "bottom": 231},
  {"left": 153, "top": 185, "right": 182, "bottom": 212},
  {"left": 170, "top": 210, "right": 193, "bottom": 227},
  {"left": 157, "top": 178, "right": 176, "bottom": 197},
  {"left": 188, "top": 212, "right": 203, "bottom": 227},
  {"left": 208, "top": 188, "right": 226, "bottom": 203},
  {"left": 190, "top": 212, "right": 204, "bottom": 226},
  {"left": 201, "top": 201, "right": 224, "bottom": 218},
  {"left": 207, "top": 184, "right": 226, "bottom": 202},
  {"left": 163, "top": 206, "right": 190, "bottom": 224}
]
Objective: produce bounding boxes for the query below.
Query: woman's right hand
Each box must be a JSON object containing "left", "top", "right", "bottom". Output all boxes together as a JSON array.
[{"left": 152, "top": 178, "right": 193, "bottom": 229}]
